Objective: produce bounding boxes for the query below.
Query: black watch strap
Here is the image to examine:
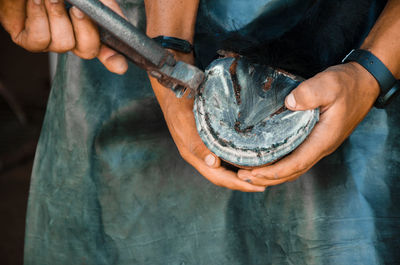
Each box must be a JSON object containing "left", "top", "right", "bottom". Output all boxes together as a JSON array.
[
  {"left": 152, "top": 36, "right": 193, "bottom": 54},
  {"left": 342, "top": 49, "right": 400, "bottom": 108}
]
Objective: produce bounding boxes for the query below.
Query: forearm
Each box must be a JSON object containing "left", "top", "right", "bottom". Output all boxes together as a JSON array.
[
  {"left": 144, "top": 0, "right": 199, "bottom": 106},
  {"left": 361, "top": 0, "right": 400, "bottom": 78},
  {"left": 144, "top": 0, "right": 199, "bottom": 41}
]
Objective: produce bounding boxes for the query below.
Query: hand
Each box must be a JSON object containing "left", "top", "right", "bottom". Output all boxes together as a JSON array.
[
  {"left": 237, "top": 62, "right": 380, "bottom": 187},
  {"left": 149, "top": 52, "right": 265, "bottom": 193},
  {"left": 0, "top": 0, "right": 127, "bottom": 74},
  {"left": 144, "top": 1, "right": 262, "bottom": 192}
]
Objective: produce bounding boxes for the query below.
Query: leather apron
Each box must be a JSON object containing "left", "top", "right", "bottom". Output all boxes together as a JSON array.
[{"left": 24, "top": 0, "right": 400, "bottom": 264}]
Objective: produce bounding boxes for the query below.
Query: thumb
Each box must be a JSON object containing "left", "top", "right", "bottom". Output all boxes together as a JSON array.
[
  {"left": 96, "top": 0, "right": 128, "bottom": 74},
  {"left": 285, "top": 80, "right": 327, "bottom": 111},
  {"left": 189, "top": 141, "right": 221, "bottom": 168}
]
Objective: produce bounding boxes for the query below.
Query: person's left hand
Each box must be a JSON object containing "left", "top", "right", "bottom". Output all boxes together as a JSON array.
[
  {"left": 237, "top": 62, "right": 380, "bottom": 187},
  {"left": 148, "top": 51, "right": 266, "bottom": 193}
]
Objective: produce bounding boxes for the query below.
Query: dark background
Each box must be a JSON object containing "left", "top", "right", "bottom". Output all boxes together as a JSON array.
[{"left": 0, "top": 26, "right": 50, "bottom": 265}]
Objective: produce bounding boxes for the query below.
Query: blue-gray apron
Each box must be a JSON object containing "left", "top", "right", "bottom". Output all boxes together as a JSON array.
[{"left": 24, "top": 0, "right": 400, "bottom": 264}]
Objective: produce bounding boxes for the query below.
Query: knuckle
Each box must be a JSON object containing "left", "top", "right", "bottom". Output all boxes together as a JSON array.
[
  {"left": 293, "top": 160, "right": 309, "bottom": 174},
  {"left": 51, "top": 40, "right": 75, "bottom": 53},
  {"left": 295, "top": 84, "right": 314, "bottom": 102},
  {"left": 26, "top": 35, "right": 51, "bottom": 51},
  {"left": 75, "top": 49, "right": 99, "bottom": 60},
  {"left": 322, "top": 145, "right": 338, "bottom": 157},
  {"left": 75, "top": 37, "right": 101, "bottom": 59},
  {"left": 296, "top": 83, "right": 310, "bottom": 93},
  {"left": 11, "top": 32, "right": 50, "bottom": 51},
  {"left": 189, "top": 143, "right": 203, "bottom": 157},
  {"left": 46, "top": 4, "right": 66, "bottom": 17},
  {"left": 11, "top": 36, "right": 23, "bottom": 48},
  {"left": 78, "top": 53, "right": 96, "bottom": 60},
  {"left": 323, "top": 72, "right": 342, "bottom": 92},
  {"left": 324, "top": 71, "right": 339, "bottom": 83}
]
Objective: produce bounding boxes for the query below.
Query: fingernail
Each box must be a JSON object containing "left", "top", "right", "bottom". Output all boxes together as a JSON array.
[
  {"left": 286, "top": 93, "right": 296, "bottom": 109},
  {"left": 205, "top": 154, "right": 216, "bottom": 167},
  {"left": 33, "top": 0, "right": 41, "bottom": 5},
  {"left": 72, "top": 6, "right": 85, "bottom": 19},
  {"left": 50, "top": 0, "right": 59, "bottom": 4}
]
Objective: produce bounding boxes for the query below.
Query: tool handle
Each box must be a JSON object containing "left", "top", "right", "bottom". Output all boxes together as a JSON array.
[
  {"left": 65, "top": 0, "right": 175, "bottom": 69},
  {"left": 65, "top": 0, "right": 204, "bottom": 98}
]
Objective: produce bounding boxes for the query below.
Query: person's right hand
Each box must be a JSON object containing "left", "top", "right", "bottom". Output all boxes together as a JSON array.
[{"left": 0, "top": 0, "right": 127, "bottom": 74}]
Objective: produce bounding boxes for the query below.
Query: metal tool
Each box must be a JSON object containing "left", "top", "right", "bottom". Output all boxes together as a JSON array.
[{"left": 66, "top": 0, "right": 204, "bottom": 98}]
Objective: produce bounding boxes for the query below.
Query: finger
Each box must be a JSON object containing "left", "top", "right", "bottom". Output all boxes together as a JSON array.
[
  {"left": 100, "top": 0, "right": 126, "bottom": 17},
  {"left": 251, "top": 112, "right": 339, "bottom": 180},
  {"left": 70, "top": 7, "right": 100, "bottom": 59},
  {"left": 237, "top": 169, "right": 252, "bottom": 180},
  {"left": 239, "top": 169, "right": 296, "bottom": 186},
  {"left": 188, "top": 140, "right": 221, "bottom": 168},
  {"left": 181, "top": 133, "right": 257, "bottom": 191},
  {"left": 196, "top": 165, "right": 266, "bottom": 192},
  {"left": 240, "top": 171, "right": 299, "bottom": 186},
  {"left": 184, "top": 147, "right": 263, "bottom": 192},
  {"left": 157, "top": 86, "right": 221, "bottom": 169},
  {"left": 205, "top": 153, "right": 220, "bottom": 168},
  {"left": 97, "top": 45, "right": 128, "bottom": 74},
  {"left": 13, "top": 0, "right": 51, "bottom": 51},
  {"left": 285, "top": 74, "right": 337, "bottom": 111},
  {"left": 44, "top": 0, "right": 75, "bottom": 52},
  {"left": 237, "top": 169, "right": 260, "bottom": 183},
  {"left": 94, "top": 0, "right": 128, "bottom": 74}
]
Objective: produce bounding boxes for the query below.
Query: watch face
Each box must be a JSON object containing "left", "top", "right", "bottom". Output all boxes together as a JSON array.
[{"left": 194, "top": 56, "right": 319, "bottom": 168}]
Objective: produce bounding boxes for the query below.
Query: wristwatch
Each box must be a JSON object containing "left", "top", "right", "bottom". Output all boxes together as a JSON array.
[
  {"left": 152, "top": 36, "right": 193, "bottom": 54},
  {"left": 342, "top": 49, "right": 400, "bottom": 108}
]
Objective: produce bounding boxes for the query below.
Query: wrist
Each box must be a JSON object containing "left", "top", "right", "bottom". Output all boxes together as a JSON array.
[
  {"left": 360, "top": 44, "right": 400, "bottom": 79},
  {"left": 347, "top": 61, "right": 380, "bottom": 100},
  {"left": 342, "top": 49, "right": 399, "bottom": 107}
]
